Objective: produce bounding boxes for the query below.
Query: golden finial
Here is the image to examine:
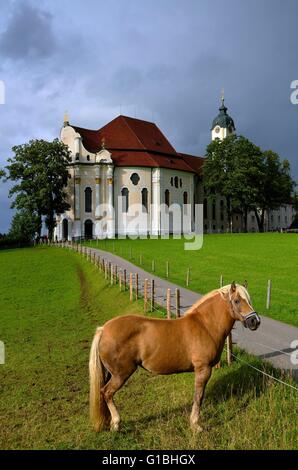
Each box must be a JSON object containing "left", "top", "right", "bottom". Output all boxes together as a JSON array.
[
  {"left": 63, "top": 110, "right": 69, "bottom": 126},
  {"left": 220, "top": 88, "right": 225, "bottom": 106},
  {"left": 101, "top": 136, "right": 105, "bottom": 149}
]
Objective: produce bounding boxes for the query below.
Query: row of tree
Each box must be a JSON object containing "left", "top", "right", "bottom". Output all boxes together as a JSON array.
[{"left": 204, "top": 135, "right": 296, "bottom": 232}]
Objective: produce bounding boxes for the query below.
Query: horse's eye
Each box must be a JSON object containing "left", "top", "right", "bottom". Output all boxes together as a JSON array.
[{"left": 235, "top": 299, "right": 240, "bottom": 304}]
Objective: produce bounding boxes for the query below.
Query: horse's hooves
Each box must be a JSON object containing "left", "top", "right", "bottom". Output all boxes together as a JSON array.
[
  {"left": 110, "top": 422, "right": 120, "bottom": 432},
  {"left": 191, "top": 424, "right": 203, "bottom": 433}
]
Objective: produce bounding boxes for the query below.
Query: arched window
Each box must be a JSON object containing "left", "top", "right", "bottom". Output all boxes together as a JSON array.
[
  {"left": 174, "top": 176, "right": 179, "bottom": 188},
  {"left": 84, "top": 219, "right": 93, "bottom": 239},
  {"left": 85, "top": 187, "right": 92, "bottom": 213},
  {"left": 203, "top": 198, "right": 208, "bottom": 219},
  {"left": 62, "top": 219, "right": 68, "bottom": 240},
  {"left": 183, "top": 192, "right": 188, "bottom": 205},
  {"left": 220, "top": 199, "right": 224, "bottom": 221},
  {"left": 180, "top": 178, "right": 182, "bottom": 187},
  {"left": 212, "top": 200, "right": 216, "bottom": 220},
  {"left": 170, "top": 177, "right": 173, "bottom": 186},
  {"left": 121, "top": 187, "right": 129, "bottom": 213},
  {"left": 165, "top": 189, "right": 170, "bottom": 207},
  {"left": 141, "top": 188, "right": 148, "bottom": 212}
]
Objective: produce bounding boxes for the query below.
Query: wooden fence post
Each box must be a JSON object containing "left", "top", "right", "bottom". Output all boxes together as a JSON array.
[
  {"left": 110, "top": 265, "right": 114, "bottom": 285},
  {"left": 226, "top": 333, "right": 233, "bottom": 366},
  {"left": 186, "top": 267, "right": 190, "bottom": 287},
  {"left": 175, "top": 289, "right": 180, "bottom": 318},
  {"left": 144, "top": 279, "right": 148, "bottom": 314},
  {"left": 135, "top": 273, "right": 139, "bottom": 300},
  {"left": 123, "top": 269, "right": 127, "bottom": 291},
  {"left": 151, "top": 279, "right": 155, "bottom": 312},
  {"left": 129, "top": 273, "right": 133, "bottom": 301},
  {"left": 166, "top": 261, "right": 169, "bottom": 279},
  {"left": 266, "top": 280, "right": 272, "bottom": 309},
  {"left": 105, "top": 262, "right": 108, "bottom": 280},
  {"left": 119, "top": 272, "right": 122, "bottom": 291},
  {"left": 114, "top": 265, "right": 118, "bottom": 284},
  {"left": 166, "top": 288, "right": 171, "bottom": 319}
]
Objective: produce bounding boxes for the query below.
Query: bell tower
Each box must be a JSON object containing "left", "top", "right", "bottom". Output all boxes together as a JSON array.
[{"left": 211, "top": 90, "right": 235, "bottom": 141}]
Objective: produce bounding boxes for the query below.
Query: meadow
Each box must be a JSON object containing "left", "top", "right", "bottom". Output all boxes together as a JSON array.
[
  {"left": 0, "top": 246, "right": 297, "bottom": 450},
  {"left": 86, "top": 233, "right": 298, "bottom": 327}
]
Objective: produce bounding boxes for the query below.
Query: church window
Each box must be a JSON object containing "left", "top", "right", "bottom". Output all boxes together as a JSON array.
[
  {"left": 141, "top": 188, "right": 148, "bottom": 212},
  {"left": 170, "top": 177, "right": 173, "bottom": 186},
  {"left": 121, "top": 187, "right": 129, "bottom": 212},
  {"left": 174, "top": 176, "right": 179, "bottom": 188},
  {"left": 183, "top": 192, "right": 188, "bottom": 215},
  {"left": 85, "top": 187, "right": 92, "bottom": 213},
  {"left": 203, "top": 198, "right": 208, "bottom": 218},
  {"left": 165, "top": 189, "right": 170, "bottom": 207},
  {"left": 212, "top": 200, "right": 216, "bottom": 220},
  {"left": 180, "top": 178, "right": 182, "bottom": 187},
  {"left": 130, "top": 173, "right": 140, "bottom": 185},
  {"left": 87, "top": 155, "right": 90, "bottom": 161}
]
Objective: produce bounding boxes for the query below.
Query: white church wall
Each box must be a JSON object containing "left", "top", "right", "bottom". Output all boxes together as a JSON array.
[
  {"left": 114, "top": 166, "right": 152, "bottom": 236},
  {"left": 159, "top": 168, "right": 195, "bottom": 234}
]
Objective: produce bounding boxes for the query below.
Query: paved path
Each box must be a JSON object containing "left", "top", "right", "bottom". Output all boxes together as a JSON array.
[{"left": 84, "top": 246, "right": 298, "bottom": 380}]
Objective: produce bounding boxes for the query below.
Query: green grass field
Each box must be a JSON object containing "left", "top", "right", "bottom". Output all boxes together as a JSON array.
[
  {"left": 0, "top": 246, "right": 297, "bottom": 450},
  {"left": 85, "top": 233, "right": 298, "bottom": 327}
]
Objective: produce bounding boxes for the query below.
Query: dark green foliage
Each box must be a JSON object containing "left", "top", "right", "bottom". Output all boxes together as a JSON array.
[
  {"left": 5, "top": 139, "right": 71, "bottom": 240},
  {"left": 9, "top": 209, "right": 39, "bottom": 242},
  {"left": 204, "top": 135, "right": 295, "bottom": 231}
]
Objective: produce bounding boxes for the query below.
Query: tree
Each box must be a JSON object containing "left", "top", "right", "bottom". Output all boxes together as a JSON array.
[
  {"left": 9, "top": 209, "right": 39, "bottom": 242},
  {"left": 204, "top": 135, "right": 263, "bottom": 231},
  {"left": 254, "top": 151, "right": 295, "bottom": 231},
  {"left": 204, "top": 135, "right": 295, "bottom": 232},
  {"left": 5, "top": 139, "right": 71, "bottom": 240}
]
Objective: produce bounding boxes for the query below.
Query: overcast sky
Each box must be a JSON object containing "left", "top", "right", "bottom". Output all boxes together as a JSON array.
[{"left": 0, "top": 0, "right": 297, "bottom": 232}]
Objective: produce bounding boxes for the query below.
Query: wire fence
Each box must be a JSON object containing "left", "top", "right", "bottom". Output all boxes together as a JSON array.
[{"left": 224, "top": 347, "right": 298, "bottom": 392}]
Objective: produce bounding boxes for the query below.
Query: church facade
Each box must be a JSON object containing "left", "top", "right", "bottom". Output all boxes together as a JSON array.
[{"left": 54, "top": 100, "right": 295, "bottom": 240}]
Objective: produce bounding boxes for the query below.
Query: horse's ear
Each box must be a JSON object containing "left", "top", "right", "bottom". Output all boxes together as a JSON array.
[
  {"left": 243, "top": 280, "right": 248, "bottom": 289},
  {"left": 231, "top": 281, "right": 236, "bottom": 293}
]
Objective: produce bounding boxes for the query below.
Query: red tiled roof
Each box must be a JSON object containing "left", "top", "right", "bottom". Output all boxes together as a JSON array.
[
  {"left": 178, "top": 153, "right": 205, "bottom": 174},
  {"left": 71, "top": 115, "right": 203, "bottom": 173}
]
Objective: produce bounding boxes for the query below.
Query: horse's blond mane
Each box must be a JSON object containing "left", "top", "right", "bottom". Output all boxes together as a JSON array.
[
  {"left": 219, "top": 284, "right": 251, "bottom": 304},
  {"left": 186, "top": 283, "right": 251, "bottom": 314}
]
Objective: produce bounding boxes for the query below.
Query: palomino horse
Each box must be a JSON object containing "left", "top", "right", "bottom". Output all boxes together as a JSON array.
[{"left": 89, "top": 282, "right": 260, "bottom": 432}]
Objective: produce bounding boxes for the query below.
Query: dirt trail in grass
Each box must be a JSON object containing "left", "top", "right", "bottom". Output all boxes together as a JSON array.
[{"left": 77, "top": 264, "right": 93, "bottom": 315}]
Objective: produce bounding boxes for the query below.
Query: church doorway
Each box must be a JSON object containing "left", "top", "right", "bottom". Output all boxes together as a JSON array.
[
  {"left": 84, "top": 219, "right": 93, "bottom": 239},
  {"left": 62, "top": 218, "right": 68, "bottom": 240}
]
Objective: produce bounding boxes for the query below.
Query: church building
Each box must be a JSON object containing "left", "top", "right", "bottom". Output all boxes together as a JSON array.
[{"left": 55, "top": 98, "right": 294, "bottom": 240}]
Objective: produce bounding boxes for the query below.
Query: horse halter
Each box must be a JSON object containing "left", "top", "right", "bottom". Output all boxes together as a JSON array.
[{"left": 228, "top": 292, "right": 261, "bottom": 331}]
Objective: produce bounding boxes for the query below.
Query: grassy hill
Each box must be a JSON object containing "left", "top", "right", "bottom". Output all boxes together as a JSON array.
[
  {"left": 85, "top": 233, "right": 298, "bottom": 327},
  {"left": 0, "top": 246, "right": 297, "bottom": 449}
]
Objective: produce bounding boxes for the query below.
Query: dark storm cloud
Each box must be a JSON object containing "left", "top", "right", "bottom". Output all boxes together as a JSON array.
[
  {"left": 0, "top": 2, "right": 56, "bottom": 60},
  {"left": 0, "top": 0, "right": 298, "bottom": 232}
]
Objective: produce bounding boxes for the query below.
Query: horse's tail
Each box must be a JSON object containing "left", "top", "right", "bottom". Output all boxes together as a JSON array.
[{"left": 89, "top": 326, "right": 110, "bottom": 431}]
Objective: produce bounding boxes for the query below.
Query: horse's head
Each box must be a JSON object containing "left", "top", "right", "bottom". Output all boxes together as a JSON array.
[{"left": 221, "top": 281, "right": 261, "bottom": 331}]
